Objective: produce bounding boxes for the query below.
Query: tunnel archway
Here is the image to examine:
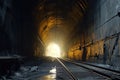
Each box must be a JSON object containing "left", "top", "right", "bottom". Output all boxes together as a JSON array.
[{"left": 33, "top": 0, "right": 89, "bottom": 58}]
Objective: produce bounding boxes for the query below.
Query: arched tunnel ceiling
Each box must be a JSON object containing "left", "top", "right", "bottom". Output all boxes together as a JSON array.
[{"left": 34, "top": 0, "right": 89, "bottom": 50}]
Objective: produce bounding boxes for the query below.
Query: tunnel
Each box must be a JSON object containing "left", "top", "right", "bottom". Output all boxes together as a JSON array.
[{"left": 0, "top": 0, "right": 120, "bottom": 79}]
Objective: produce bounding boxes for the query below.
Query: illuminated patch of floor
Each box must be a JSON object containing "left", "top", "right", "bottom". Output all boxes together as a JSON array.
[
  {"left": 37, "top": 66, "right": 56, "bottom": 80},
  {"left": 37, "top": 74, "right": 56, "bottom": 80}
]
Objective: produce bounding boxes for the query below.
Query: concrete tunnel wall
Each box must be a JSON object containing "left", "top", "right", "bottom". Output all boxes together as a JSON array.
[
  {"left": 0, "top": 0, "right": 38, "bottom": 57},
  {"left": 68, "top": 0, "right": 120, "bottom": 68},
  {"left": 0, "top": 0, "right": 16, "bottom": 54}
]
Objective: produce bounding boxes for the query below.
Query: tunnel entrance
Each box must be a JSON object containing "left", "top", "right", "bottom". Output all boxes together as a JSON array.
[{"left": 45, "top": 42, "right": 61, "bottom": 58}]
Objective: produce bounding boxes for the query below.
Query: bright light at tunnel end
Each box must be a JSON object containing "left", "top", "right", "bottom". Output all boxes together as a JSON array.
[{"left": 45, "top": 42, "right": 61, "bottom": 58}]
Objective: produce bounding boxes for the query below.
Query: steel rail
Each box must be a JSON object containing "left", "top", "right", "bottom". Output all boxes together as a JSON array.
[
  {"left": 56, "top": 58, "right": 78, "bottom": 80},
  {"left": 80, "top": 61, "right": 120, "bottom": 74},
  {"left": 60, "top": 58, "right": 120, "bottom": 80},
  {"left": 65, "top": 58, "right": 120, "bottom": 74}
]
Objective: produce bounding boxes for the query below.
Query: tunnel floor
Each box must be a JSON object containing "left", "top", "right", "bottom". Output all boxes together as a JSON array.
[
  {"left": 8, "top": 57, "right": 72, "bottom": 80},
  {"left": 2, "top": 57, "right": 115, "bottom": 80}
]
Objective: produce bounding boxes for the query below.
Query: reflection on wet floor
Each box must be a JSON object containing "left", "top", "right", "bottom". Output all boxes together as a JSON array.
[
  {"left": 37, "top": 74, "right": 56, "bottom": 80},
  {"left": 37, "top": 66, "right": 56, "bottom": 80},
  {"left": 49, "top": 66, "right": 56, "bottom": 74}
]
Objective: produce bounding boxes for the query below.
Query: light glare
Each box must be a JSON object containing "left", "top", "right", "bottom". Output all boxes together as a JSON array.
[{"left": 45, "top": 43, "right": 61, "bottom": 57}]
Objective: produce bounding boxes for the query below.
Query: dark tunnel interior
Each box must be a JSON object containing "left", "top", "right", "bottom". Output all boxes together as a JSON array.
[
  {"left": 0, "top": 0, "right": 120, "bottom": 77},
  {"left": 1, "top": 0, "right": 95, "bottom": 57}
]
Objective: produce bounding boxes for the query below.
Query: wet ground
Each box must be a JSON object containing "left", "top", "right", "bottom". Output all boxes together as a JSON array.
[
  {"left": 7, "top": 58, "right": 72, "bottom": 80},
  {"left": 2, "top": 57, "right": 111, "bottom": 80}
]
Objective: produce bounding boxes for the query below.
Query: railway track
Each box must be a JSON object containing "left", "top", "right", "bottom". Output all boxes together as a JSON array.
[
  {"left": 3, "top": 57, "right": 120, "bottom": 80},
  {"left": 58, "top": 58, "right": 120, "bottom": 80},
  {"left": 7, "top": 57, "right": 77, "bottom": 80},
  {"left": 56, "top": 58, "right": 78, "bottom": 80}
]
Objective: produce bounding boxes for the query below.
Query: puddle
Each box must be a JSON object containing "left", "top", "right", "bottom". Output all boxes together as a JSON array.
[
  {"left": 49, "top": 66, "right": 56, "bottom": 74},
  {"left": 37, "top": 74, "right": 56, "bottom": 80},
  {"left": 37, "top": 66, "right": 57, "bottom": 80}
]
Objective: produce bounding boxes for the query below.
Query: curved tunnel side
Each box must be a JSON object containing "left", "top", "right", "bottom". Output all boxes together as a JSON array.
[
  {"left": 0, "top": 0, "right": 120, "bottom": 68},
  {"left": 34, "top": 0, "right": 89, "bottom": 58}
]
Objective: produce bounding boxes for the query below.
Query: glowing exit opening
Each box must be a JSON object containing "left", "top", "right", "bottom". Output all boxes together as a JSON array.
[{"left": 45, "top": 43, "right": 61, "bottom": 58}]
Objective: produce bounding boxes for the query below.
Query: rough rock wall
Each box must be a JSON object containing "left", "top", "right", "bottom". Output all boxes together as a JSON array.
[
  {"left": 68, "top": 0, "right": 120, "bottom": 68},
  {"left": 87, "top": 0, "right": 120, "bottom": 67}
]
